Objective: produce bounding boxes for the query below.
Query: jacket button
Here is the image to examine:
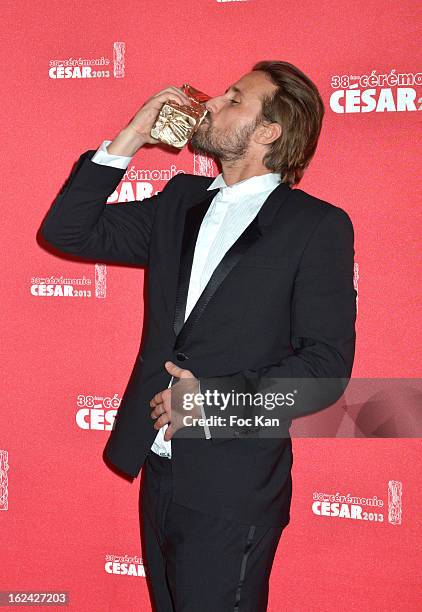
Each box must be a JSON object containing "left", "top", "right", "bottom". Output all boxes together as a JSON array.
[{"left": 176, "top": 352, "right": 188, "bottom": 361}]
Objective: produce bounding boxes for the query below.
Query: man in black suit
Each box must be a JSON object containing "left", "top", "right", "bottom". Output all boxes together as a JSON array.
[{"left": 40, "top": 60, "right": 356, "bottom": 611}]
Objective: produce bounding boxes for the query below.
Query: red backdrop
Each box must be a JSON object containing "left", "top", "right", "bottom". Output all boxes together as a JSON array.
[{"left": 2, "top": 1, "right": 421, "bottom": 610}]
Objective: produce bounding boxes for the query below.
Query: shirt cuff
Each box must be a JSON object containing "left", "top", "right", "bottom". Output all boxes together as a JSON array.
[
  {"left": 198, "top": 379, "right": 212, "bottom": 439},
  {"left": 91, "top": 139, "right": 133, "bottom": 170}
]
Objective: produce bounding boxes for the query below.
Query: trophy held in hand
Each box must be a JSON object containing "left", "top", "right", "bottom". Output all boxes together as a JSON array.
[{"left": 150, "top": 84, "right": 211, "bottom": 148}]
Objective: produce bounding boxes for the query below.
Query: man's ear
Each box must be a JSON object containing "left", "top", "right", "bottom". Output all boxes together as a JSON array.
[{"left": 254, "top": 121, "right": 282, "bottom": 145}]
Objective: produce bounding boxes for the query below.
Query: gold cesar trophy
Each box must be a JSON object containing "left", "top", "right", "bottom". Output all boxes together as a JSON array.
[{"left": 150, "top": 84, "right": 211, "bottom": 148}]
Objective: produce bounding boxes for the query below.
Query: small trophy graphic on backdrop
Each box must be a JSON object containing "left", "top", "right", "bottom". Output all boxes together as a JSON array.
[
  {"left": 95, "top": 264, "right": 107, "bottom": 299},
  {"left": 113, "top": 42, "right": 125, "bottom": 78}
]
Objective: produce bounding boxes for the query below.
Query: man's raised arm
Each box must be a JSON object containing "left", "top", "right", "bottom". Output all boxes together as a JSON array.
[{"left": 39, "top": 86, "right": 192, "bottom": 266}]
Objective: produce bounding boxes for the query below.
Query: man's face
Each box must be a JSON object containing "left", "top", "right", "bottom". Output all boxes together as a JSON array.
[{"left": 190, "top": 70, "right": 277, "bottom": 162}]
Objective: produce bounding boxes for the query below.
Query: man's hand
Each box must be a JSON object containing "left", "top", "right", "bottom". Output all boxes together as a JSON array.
[
  {"left": 107, "top": 86, "right": 192, "bottom": 156},
  {"left": 128, "top": 86, "right": 192, "bottom": 145},
  {"left": 150, "top": 361, "right": 202, "bottom": 441}
]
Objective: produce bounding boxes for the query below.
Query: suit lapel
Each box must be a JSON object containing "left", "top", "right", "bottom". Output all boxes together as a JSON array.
[
  {"left": 173, "top": 191, "right": 218, "bottom": 340},
  {"left": 173, "top": 179, "right": 291, "bottom": 349}
]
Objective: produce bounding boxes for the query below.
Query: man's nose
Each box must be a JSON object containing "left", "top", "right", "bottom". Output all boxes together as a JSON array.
[{"left": 204, "top": 97, "right": 222, "bottom": 114}]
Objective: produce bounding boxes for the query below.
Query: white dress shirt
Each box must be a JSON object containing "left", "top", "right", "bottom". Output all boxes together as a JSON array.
[{"left": 91, "top": 140, "right": 281, "bottom": 458}]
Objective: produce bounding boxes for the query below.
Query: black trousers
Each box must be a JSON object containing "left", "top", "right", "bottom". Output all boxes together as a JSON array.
[{"left": 139, "top": 449, "right": 285, "bottom": 612}]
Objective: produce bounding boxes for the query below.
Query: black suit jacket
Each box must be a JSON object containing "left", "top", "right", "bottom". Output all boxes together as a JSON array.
[{"left": 40, "top": 149, "right": 357, "bottom": 527}]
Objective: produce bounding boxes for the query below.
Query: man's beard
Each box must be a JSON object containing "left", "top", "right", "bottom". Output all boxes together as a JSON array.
[{"left": 190, "top": 114, "right": 262, "bottom": 162}]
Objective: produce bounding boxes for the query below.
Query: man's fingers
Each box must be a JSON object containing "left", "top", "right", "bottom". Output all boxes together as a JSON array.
[
  {"left": 163, "top": 424, "right": 174, "bottom": 441},
  {"left": 165, "top": 360, "right": 194, "bottom": 379},
  {"left": 150, "top": 387, "right": 171, "bottom": 407},
  {"left": 164, "top": 86, "right": 191, "bottom": 105},
  {"left": 150, "top": 406, "right": 165, "bottom": 419},
  {"left": 151, "top": 87, "right": 190, "bottom": 107},
  {"left": 153, "top": 414, "right": 170, "bottom": 430},
  {"left": 164, "top": 360, "right": 183, "bottom": 377},
  {"left": 149, "top": 393, "right": 160, "bottom": 407},
  {"left": 150, "top": 399, "right": 168, "bottom": 419}
]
